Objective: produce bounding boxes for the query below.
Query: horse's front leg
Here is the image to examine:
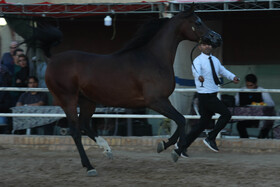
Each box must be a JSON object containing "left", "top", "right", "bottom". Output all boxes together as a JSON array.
[
  {"left": 149, "top": 98, "right": 187, "bottom": 153},
  {"left": 66, "top": 113, "right": 97, "bottom": 176}
]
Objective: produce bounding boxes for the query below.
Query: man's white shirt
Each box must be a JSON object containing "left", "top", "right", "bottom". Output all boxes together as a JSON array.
[{"left": 192, "top": 52, "right": 236, "bottom": 93}]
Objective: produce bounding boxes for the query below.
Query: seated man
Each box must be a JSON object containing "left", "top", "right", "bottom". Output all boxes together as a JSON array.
[
  {"left": 16, "top": 76, "right": 48, "bottom": 107},
  {"left": 235, "top": 74, "right": 275, "bottom": 138},
  {"left": 16, "top": 76, "right": 50, "bottom": 134}
]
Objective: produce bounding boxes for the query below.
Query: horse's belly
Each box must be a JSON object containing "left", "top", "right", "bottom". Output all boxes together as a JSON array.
[{"left": 81, "top": 88, "right": 146, "bottom": 108}]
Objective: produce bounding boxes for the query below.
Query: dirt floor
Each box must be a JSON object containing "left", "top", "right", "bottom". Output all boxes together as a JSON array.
[{"left": 0, "top": 145, "right": 280, "bottom": 187}]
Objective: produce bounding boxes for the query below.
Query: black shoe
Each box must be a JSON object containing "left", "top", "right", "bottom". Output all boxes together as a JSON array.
[
  {"left": 175, "top": 143, "right": 189, "bottom": 158},
  {"left": 180, "top": 151, "right": 189, "bottom": 158},
  {"left": 203, "top": 138, "right": 219, "bottom": 152}
]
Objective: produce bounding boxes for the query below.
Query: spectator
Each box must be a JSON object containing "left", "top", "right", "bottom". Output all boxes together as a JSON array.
[
  {"left": 0, "top": 64, "right": 12, "bottom": 87},
  {"left": 0, "top": 64, "right": 13, "bottom": 134},
  {"left": 15, "top": 76, "right": 50, "bottom": 135},
  {"left": 10, "top": 48, "right": 25, "bottom": 105},
  {"left": 16, "top": 76, "right": 48, "bottom": 107},
  {"left": 1, "top": 41, "right": 18, "bottom": 75},
  {"left": 235, "top": 74, "right": 275, "bottom": 138},
  {"left": 12, "top": 48, "right": 24, "bottom": 82},
  {"left": 15, "top": 54, "right": 29, "bottom": 88}
]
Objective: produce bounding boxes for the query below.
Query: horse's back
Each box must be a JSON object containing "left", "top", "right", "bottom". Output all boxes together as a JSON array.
[
  {"left": 46, "top": 50, "right": 104, "bottom": 78},
  {"left": 49, "top": 50, "right": 100, "bottom": 66}
]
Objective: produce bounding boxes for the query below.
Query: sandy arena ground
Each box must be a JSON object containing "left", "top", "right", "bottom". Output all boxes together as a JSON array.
[{"left": 0, "top": 144, "right": 280, "bottom": 187}]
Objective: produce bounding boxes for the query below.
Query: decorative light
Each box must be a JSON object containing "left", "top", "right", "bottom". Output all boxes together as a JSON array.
[
  {"left": 104, "top": 15, "right": 112, "bottom": 26},
  {"left": 0, "top": 18, "right": 7, "bottom": 26}
]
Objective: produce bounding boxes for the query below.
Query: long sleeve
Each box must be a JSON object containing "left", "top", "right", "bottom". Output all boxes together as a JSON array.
[
  {"left": 218, "top": 64, "right": 236, "bottom": 81},
  {"left": 192, "top": 58, "right": 201, "bottom": 80},
  {"left": 235, "top": 92, "right": 240, "bottom": 106},
  {"left": 259, "top": 87, "right": 275, "bottom": 106}
]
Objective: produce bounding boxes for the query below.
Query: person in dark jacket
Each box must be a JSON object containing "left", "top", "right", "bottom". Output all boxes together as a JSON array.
[
  {"left": 15, "top": 54, "right": 29, "bottom": 88},
  {"left": 0, "top": 64, "right": 13, "bottom": 134}
]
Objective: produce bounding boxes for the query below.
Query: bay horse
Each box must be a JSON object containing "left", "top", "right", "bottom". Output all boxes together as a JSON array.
[{"left": 45, "top": 5, "right": 222, "bottom": 176}]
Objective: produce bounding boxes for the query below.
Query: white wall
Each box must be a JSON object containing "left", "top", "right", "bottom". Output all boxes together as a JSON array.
[{"left": 0, "top": 25, "right": 26, "bottom": 57}]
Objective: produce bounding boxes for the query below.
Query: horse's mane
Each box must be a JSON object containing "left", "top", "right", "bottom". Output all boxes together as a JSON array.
[{"left": 117, "top": 18, "right": 170, "bottom": 54}]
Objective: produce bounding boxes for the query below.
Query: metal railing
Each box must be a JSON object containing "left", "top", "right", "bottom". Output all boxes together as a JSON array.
[{"left": 0, "top": 87, "right": 279, "bottom": 120}]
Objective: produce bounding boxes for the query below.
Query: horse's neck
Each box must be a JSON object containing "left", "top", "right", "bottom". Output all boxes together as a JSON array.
[{"left": 148, "top": 19, "right": 185, "bottom": 65}]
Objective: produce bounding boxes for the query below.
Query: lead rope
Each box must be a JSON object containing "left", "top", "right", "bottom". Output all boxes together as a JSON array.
[{"left": 190, "top": 43, "right": 199, "bottom": 74}]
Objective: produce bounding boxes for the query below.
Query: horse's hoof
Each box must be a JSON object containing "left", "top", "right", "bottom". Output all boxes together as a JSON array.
[
  {"left": 87, "top": 169, "right": 98, "bottom": 177},
  {"left": 105, "top": 150, "right": 113, "bottom": 159},
  {"left": 171, "top": 150, "right": 179, "bottom": 163},
  {"left": 157, "top": 141, "right": 165, "bottom": 153}
]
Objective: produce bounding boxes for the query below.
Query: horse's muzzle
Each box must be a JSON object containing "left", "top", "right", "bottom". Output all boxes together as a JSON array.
[{"left": 201, "top": 30, "right": 222, "bottom": 48}]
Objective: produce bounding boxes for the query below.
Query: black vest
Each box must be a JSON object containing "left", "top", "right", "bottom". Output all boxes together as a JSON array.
[{"left": 239, "top": 92, "right": 263, "bottom": 106}]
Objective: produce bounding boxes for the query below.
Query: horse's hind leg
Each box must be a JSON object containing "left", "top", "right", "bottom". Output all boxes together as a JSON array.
[
  {"left": 149, "top": 98, "right": 186, "bottom": 152},
  {"left": 78, "top": 95, "right": 113, "bottom": 158},
  {"left": 61, "top": 100, "right": 97, "bottom": 176}
]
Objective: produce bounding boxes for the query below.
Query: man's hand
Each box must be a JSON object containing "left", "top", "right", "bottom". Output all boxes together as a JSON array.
[
  {"left": 233, "top": 76, "right": 240, "bottom": 84},
  {"left": 198, "top": 76, "right": 204, "bottom": 82}
]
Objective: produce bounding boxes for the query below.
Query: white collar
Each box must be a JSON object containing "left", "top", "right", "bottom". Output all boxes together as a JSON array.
[{"left": 200, "top": 52, "right": 212, "bottom": 58}]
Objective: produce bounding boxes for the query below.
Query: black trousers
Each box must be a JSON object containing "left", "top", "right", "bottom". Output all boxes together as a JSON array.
[
  {"left": 184, "top": 93, "right": 232, "bottom": 149},
  {"left": 237, "top": 120, "right": 273, "bottom": 138}
]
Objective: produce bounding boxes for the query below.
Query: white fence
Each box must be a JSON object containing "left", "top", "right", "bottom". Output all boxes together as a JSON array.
[{"left": 0, "top": 87, "right": 280, "bottom": 120}]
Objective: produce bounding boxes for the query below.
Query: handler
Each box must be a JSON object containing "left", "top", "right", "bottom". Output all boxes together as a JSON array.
[{"left": 172, "top": 41, "right": 239, "bottom": 162}]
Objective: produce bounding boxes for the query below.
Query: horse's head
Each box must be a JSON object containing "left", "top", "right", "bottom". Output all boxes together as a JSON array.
[{"left": 178, "top": 4, "right": 222, "bottom": 48}]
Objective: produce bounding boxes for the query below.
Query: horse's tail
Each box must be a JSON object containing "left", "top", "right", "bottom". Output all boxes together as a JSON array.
[
  {"left": 5, "top": 17, "right": 62, "bottom": 58},
  {"left": 33, "top": 23, "right": 63, "bottom": 58},
  {"left": 19, "top": 23, "right": 62, "bottom": 58}
]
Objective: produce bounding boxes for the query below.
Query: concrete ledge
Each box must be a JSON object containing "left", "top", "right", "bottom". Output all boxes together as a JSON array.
[{"left": 0, "top": 135, "right": 280, "bottom": 152}]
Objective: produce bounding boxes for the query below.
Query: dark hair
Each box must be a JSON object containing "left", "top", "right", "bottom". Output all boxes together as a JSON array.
[
  {"left": 18, "top": 54, "right": 28, "bottom": 61},
  {"left": 13, "top": 48, "right": 24, "bottom": 56},
  {"left": 28, "top": 76, "right": 39, "bottom": 83},
  {"left": 245, "top": 74, "right": 257, "bottom": 84}
]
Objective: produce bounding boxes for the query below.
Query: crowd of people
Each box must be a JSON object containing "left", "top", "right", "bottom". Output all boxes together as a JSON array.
[{"left": 0, "top": 41, "right": 51, "bottom": 134}]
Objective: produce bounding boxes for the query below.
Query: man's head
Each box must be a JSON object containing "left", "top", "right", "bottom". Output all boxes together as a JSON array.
[
  {"left": 245, "top": 74, "right": 258, "bottom": 89},
  {"left": 18, "top": 54, "right": 28, "bottom": 68},
  {"left": 13, "top": 48, "right": 24, "bottom": 65},
  {"left": 198, "top": 43, "right": 212, "bottom": 55},
  {"left": 9, "top": 41, "right": 18, "bottom": 55},
  {"left": 27, "top": 76, "right": 39, "bottom": 88}
]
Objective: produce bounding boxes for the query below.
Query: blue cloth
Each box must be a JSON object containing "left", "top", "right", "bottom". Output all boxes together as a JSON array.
[
  {"left": 1, "top": 52, "right": 14, "bottom": 75},
  {"left": 0, "top": 64, "right": 12, "bottom": 86}
]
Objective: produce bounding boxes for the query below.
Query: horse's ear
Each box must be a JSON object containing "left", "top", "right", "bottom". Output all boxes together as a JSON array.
[{"left": 181, "top": 3, "right": 196, "bottom": 17}]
